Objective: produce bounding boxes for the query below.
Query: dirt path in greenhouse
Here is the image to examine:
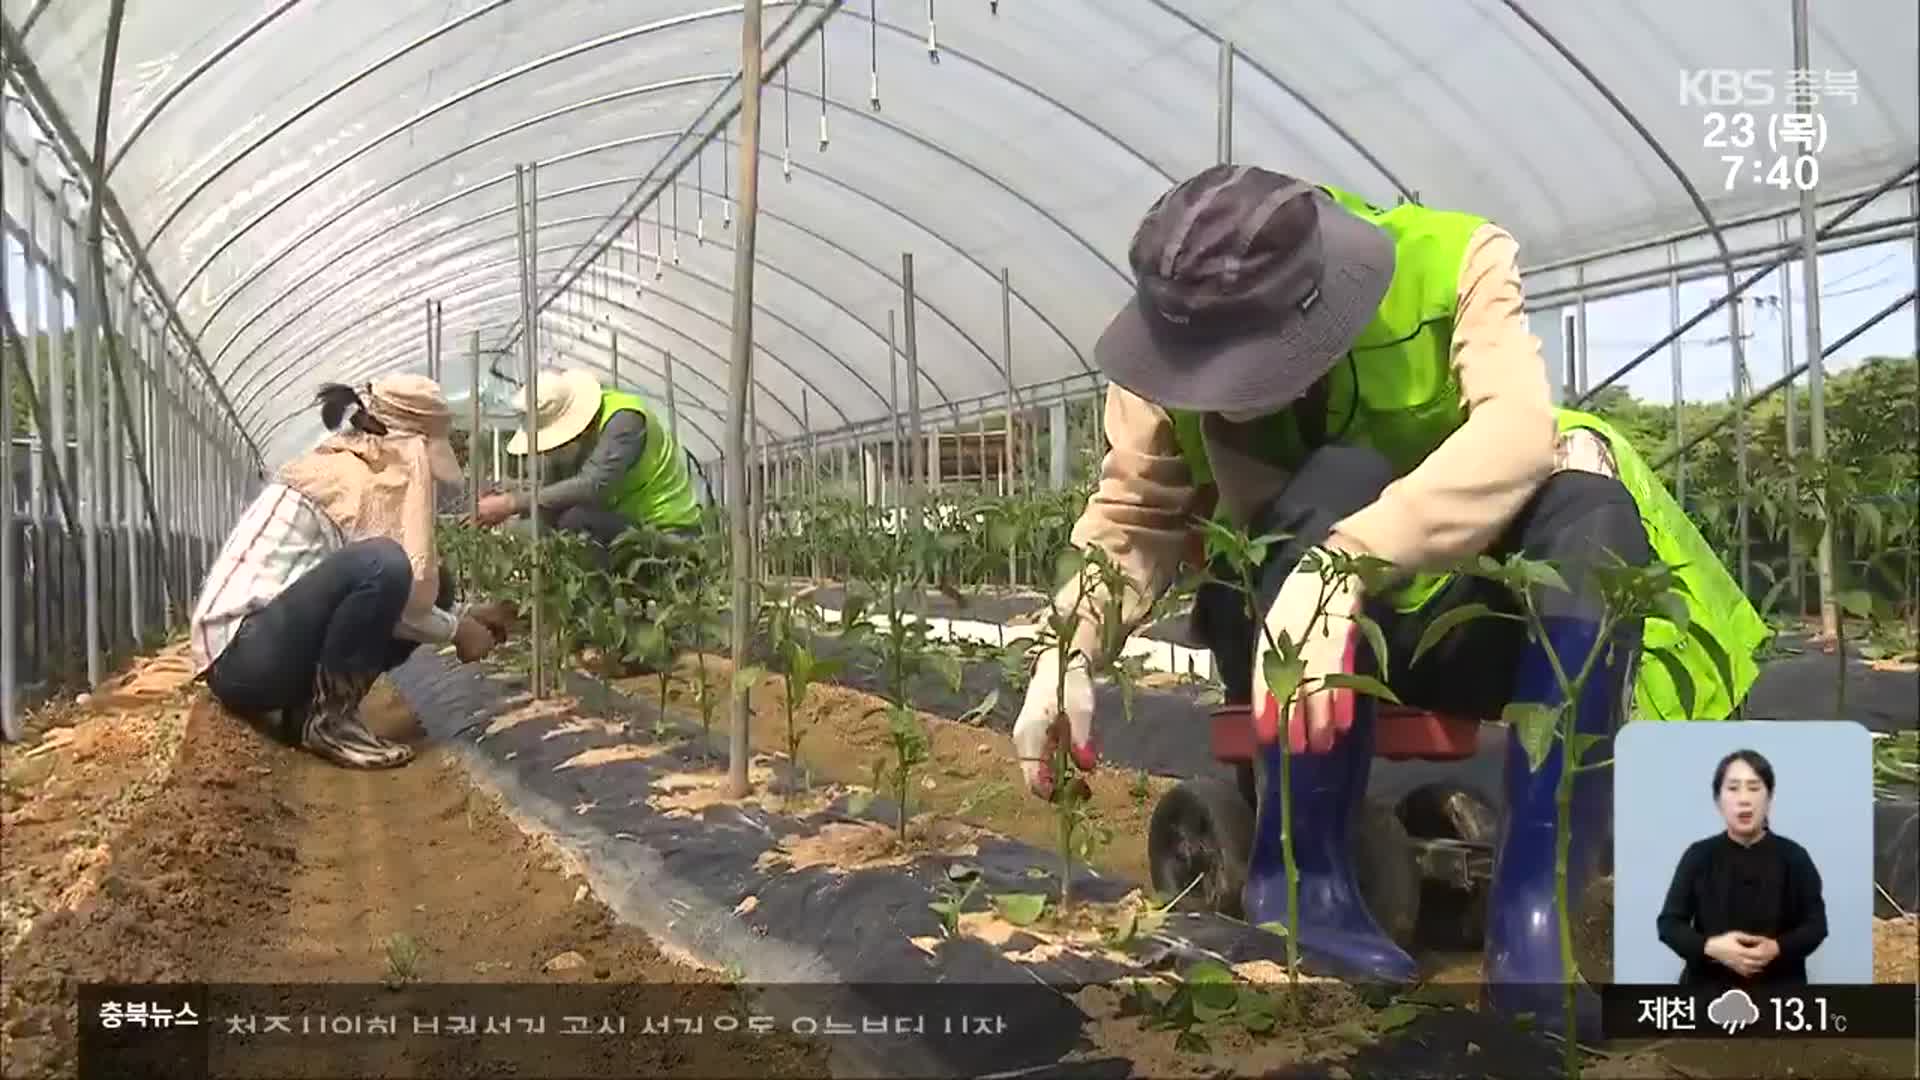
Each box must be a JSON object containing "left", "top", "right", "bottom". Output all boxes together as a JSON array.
[{"left": 0, "top": 646, "right": 827, "bottom": 1080}]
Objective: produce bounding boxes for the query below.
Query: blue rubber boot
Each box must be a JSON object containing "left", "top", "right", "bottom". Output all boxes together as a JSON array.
[
  {"left": 1242, "top": 698, "right": 1420, "bottom": 984},
  {"left": 1481, "top": 616, "right": 1627, "bottom": 1043}
]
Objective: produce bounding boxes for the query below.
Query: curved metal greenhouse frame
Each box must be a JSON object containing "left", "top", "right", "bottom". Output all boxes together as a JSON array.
[{"left": 0, "top": 0, "right": 1915, "bottom": 736}]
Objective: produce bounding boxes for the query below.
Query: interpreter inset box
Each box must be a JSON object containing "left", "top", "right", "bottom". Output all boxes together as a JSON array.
[{"left": 1612, "top": 720, "right": 1873, "bottom": 986}]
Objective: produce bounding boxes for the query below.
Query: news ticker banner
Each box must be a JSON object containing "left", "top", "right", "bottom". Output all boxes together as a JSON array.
[
  {"left": 78, "top": 981, "right": 1918, "bottom": 1078},
  {"left": 77, "top": 981, "right": 1056, "bottom": 1080}
]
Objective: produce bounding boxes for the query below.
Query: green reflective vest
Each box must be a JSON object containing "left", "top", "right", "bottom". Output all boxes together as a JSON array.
[
  {"left": 598, "top": 389, "right": 701, "bottom": 530},
  {"left": 1166, "top": 185, "right": 1769, "bottom": 721}
]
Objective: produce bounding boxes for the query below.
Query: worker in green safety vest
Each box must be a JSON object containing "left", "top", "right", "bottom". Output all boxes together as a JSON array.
[
  {"left": 474, "top": 367, "right": 703, "bottom": 565},
  {"left": 1010, "top": 166, "right": 1770, "bottom": 1036}
]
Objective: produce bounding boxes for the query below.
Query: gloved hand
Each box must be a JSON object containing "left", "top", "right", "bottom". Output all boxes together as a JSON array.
[
  {"left": 1250, "top": 559, "right": 1363, "bottom": 754},
  {"left": 1013, "top": 649, "right": 1096, "bottom": 798}
]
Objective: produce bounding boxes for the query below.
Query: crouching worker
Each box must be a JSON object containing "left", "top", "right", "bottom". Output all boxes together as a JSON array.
[
  {"left": 472, "top": 367, "right": 702, "bottom": 573},
  {"left": 1010, "top": 166, "right": 1769, "bottom": 1035},
  {"left": 190, "top": 376, "right": 513, "bottom": 769}
]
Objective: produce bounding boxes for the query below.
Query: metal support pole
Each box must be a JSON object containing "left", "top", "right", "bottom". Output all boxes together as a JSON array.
[
  {"left": 1002, "top": 268, "right": 1014, "bottom": 501},
  {"left": 901, "top": 253, "right": 923, "bottom": 497},
  {"left": 1777, "top": 219, "right": 1800, "bottom": 611},
  {"left": 664, "top": 350, "right": 678, "bottom": 441},
  {"left": 1575, "top": 267, "right": 1589, "bottom": 395},
  {"left": 1791, "top": 0, "right": 1834, "bottom": 639},
  {"left": 1048, "top": 401, "right": 1068, "bottom": 490},
  {"left": 0, "top": 119, "right": 15, "bottom": 738},
  {"left": 887, "top": 311, "right": 902, "bottom": 504},
  {"left": 78, "top": 222, "right": 104, "bottom": 687},
  {"left": 726, "top": 0, "right": 767, "bottom": 799},
  {"left": 610, "top": 327, "right": 620, "bottom": 388},
  {"left": 469, "top": 329, "right": 483, "bottom": 522},
  {"left": 1668, "top": 247, "right": 1685, "bottom": 500},
  {"left": 1216, "top": 39, "right": 1233, "bottom": 164},
  {"left": 516, "top": 163, "right": 545, "bottom": 698}
]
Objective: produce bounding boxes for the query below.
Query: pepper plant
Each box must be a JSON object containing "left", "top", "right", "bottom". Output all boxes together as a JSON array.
[
  {"left": 1195, "top": 518, "right": 1402, "bottom": 1009},
  {"left": 1428, "top": 550, "right": 1735, "bottom": 1080}
]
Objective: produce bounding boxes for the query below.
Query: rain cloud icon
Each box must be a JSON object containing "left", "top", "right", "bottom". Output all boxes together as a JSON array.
[{"left": 1707, "top": 989, "right": 1760, "bottom": 1034}]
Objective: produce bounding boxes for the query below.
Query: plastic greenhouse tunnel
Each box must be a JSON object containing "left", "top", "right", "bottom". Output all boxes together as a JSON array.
[{"left": 1, "top": 3, "right": 1915, "bottom": 1079}]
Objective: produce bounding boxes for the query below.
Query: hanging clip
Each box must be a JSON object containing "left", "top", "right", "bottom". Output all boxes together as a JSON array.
[
  {"left": 990, "top": 0, "right": 999, "bottom": 13},
  {"left": 927, "top": 22, "right": 940, "bottom": 63},
  {"left": 723, "top": 200, "right": 733, "bottom": 227},
  {"left": 697, "top": 216, "right": 705, "bottom": 245},
  {"left": 818, "top": 113, "right": 830, "bottom": 152},
  {"left": 870, "top": 70, "right": 882, "bottom": 111},
  {"left": 783, "top": 146, "right": 793, "bottom": 180}
]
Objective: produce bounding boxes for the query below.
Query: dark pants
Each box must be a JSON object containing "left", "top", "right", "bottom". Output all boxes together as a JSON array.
[
  {"left": 205, "top": 538, "right": 453, "bottom": 727},
  {"left": 537, "top": 504, "right": 699, "bottom": 580},
  {"left": 1192, "top": 445, "right": 1651, "bottom": 715}
]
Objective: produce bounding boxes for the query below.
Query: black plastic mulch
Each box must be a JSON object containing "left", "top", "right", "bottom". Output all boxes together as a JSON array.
[{"left": 385, "top": 651, "right": 1566, "bottom": 1078}]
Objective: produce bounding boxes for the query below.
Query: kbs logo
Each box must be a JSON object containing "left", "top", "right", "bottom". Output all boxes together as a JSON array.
[{"left": 1679, "top": 69, "right": 1776, "bottom": 107}]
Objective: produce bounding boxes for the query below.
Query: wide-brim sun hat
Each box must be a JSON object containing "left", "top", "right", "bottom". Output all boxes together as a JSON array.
[
  {"left": 505, "top": 368, "right": 604, "bottom": 456},
  {"left": 1093, "top": 164, "right": 1395, "bottom": 416},
  {"left": 364, "top": 373, "right": 464, "bottom": 486}
]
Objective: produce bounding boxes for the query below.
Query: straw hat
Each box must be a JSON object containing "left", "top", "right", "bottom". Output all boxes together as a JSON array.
[
  {"left": 505, "top": 368, "right": 604, "bottom": 456},
  {"left": 363, "top": 373, "right": 464, "bottom": 485}
]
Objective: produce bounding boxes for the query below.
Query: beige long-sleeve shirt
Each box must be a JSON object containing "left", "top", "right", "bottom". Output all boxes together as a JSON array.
[{"left": 1054, "top": 223, "right": 1557, "bottom": 664}]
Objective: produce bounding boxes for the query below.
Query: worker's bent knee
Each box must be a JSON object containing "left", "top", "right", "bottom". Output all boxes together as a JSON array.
[
  {"left": 1523, "top": 471, "right": 1651, "bottom": 568},
  {"left": 343, "top": 538, "right": 416, "bottom": 591}
]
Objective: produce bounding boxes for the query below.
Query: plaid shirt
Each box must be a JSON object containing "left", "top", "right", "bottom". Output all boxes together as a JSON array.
[{"left": 189, "top": 483, "right": 461, "bottom": 673}]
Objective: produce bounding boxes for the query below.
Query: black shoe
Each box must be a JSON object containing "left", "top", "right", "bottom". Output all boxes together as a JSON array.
[{"left": 301, "top": 668, "right": 413, "bottom": 769}]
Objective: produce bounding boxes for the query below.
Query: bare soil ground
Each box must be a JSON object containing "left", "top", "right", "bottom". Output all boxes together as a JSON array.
[{"left": 0, "top": 644, "right": 826, "bottom": 1080}]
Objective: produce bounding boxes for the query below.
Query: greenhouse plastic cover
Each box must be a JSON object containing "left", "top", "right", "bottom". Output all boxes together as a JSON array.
[{"left": 6, "top": 0, "right": 1916, "bottom": 467}]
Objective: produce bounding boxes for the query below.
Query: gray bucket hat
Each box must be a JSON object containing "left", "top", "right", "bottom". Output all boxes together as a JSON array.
[{"left": 1094, "top": 165, "right": 1395, "bottom": 415}]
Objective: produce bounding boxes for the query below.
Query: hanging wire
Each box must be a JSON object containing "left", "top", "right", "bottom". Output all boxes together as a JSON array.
[
  {"left": 653, "top": 197, "right": 664, "bottom": 279},
  {"left": 722, "top": 121, "right": 733, "bottom": 226},
  {"left": 927, "top": 0, "right": 940, "bottom": 63},
  {"left": 781, "top": 63, "right": 793, "bottom": 179},
  {"left": 670, "top": 179, "right": 681, "bottom": 264},
  {"left": 817, "top": 25, "right": 830, "bottom": 150},
  {"left": 869, "top": 0, "right": 881, "bottom": 110},
  {"left": 695, "top": 147, "right": 706, "bottom": 245},
  {"left": 633, "top": 214, "right": 646, "bottom": 297}
]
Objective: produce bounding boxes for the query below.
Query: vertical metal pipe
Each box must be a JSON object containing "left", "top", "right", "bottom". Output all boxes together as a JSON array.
[
  {"left": 1669, "top": 247, "right": 1685, "bottom": 500},
  {"left": 1216, "top": 39, "right": 1234, "bottom": 164},
  {"left": 901, "top": 253, "right": 923, "bottom": 497},
  {"left": 515, "top": 163, "right": 545, "bottom": 698},
  {"left": 727, "top": 0, "right": 767, "bottom": 799},
  {"left": 47, "top": 206, "right": 74, "bottom": 670},
  {"left": 469, "top": 329, "right": 483, "bottom": 522},
  {"left": 610, "top": 328, "right": 620, "bottom": 388},
  {"left": 433, "top": 300, "right": 444, "bottom": 383},
  {"left": 1776, "top": 219, "right": 1800, "bottom": 611},
  {"left": 1, "top": 156, "right": 16, "bottom": 739},
  {"left": 22, "top": 166, "right": 47, "bottom": 534},
  {"left": 1561, "top": 310, "right": 1577, "bottom": 402},
  {"left": 887, "top": 311, "right": 901, "bottom": 504},
  {"left": 76, "top": 218, "right": 103, "bottom": 687},
  {"left": 1001, "top": 267, "right": 1014, "bottom": 500},
  {"left": 1791, "top": 0, "right": 1834, "bottom": 639},
  {"left": 664, "top": 350, "right": 678, "bottom": 442}
]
